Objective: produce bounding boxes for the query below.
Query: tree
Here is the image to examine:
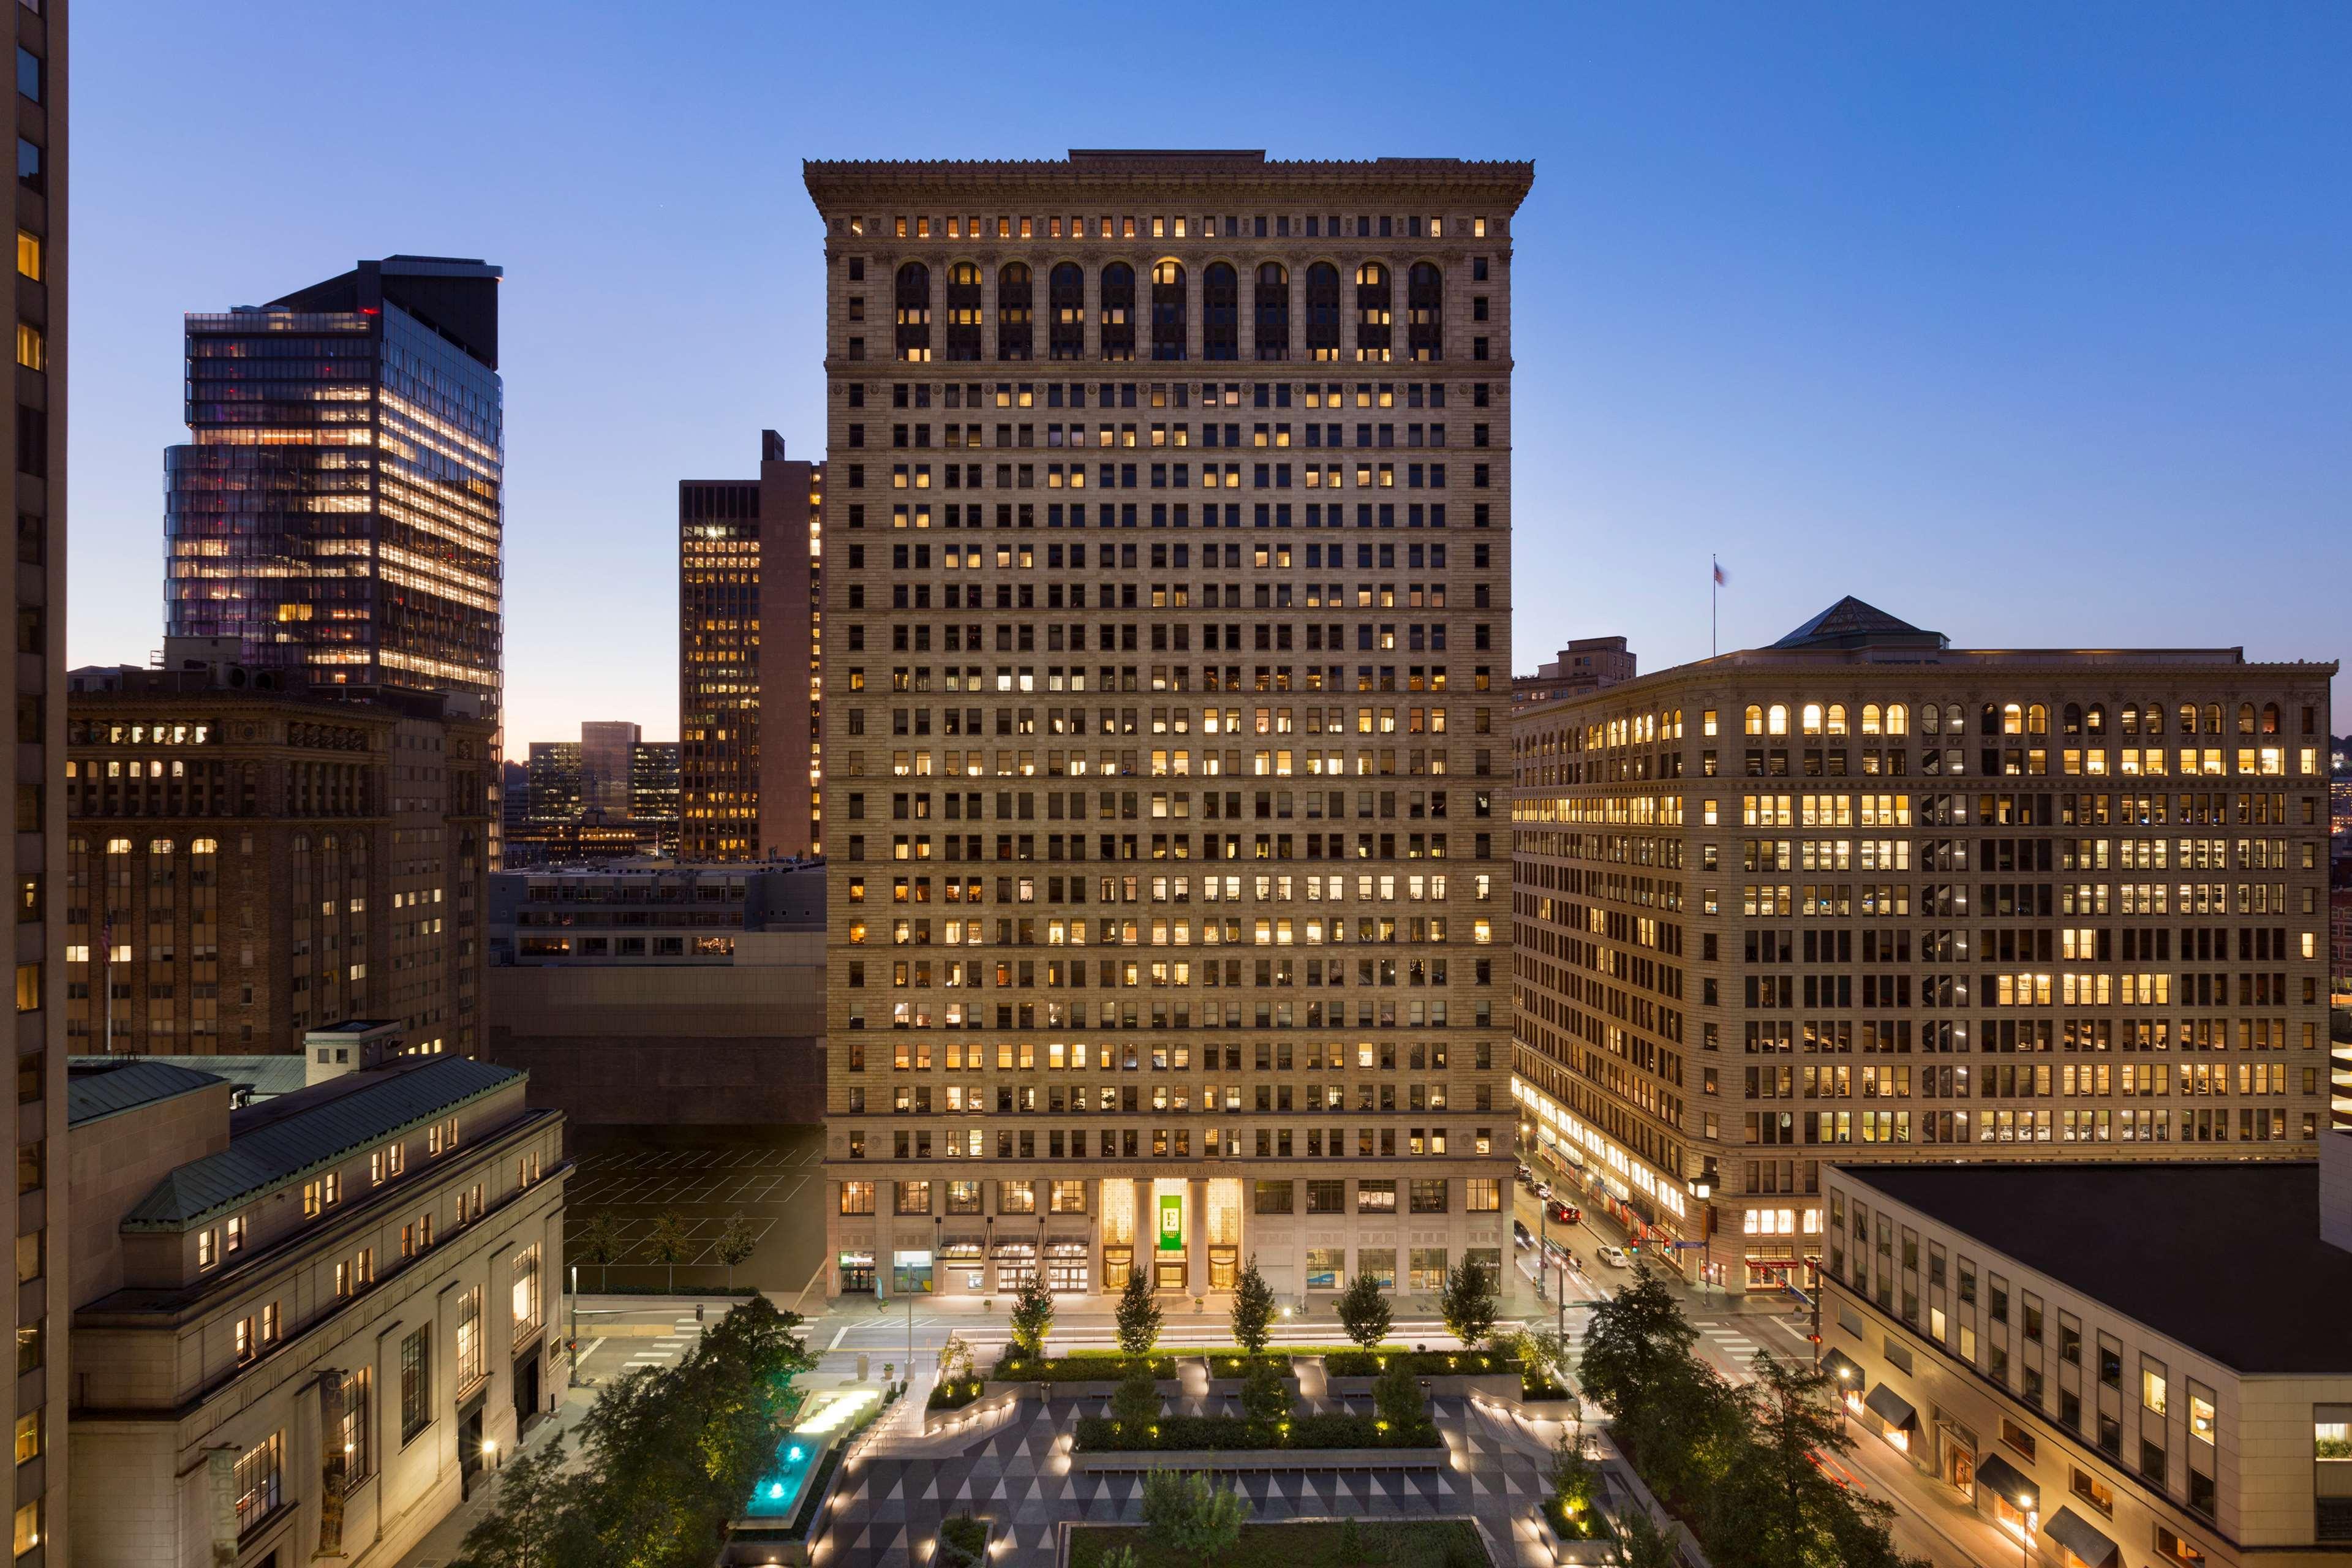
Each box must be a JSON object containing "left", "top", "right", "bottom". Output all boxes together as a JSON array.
[
  {"left": 1548, "top": 1430, "right": 1599, "bottom": 1522},
  {"left": 642, "top": 1210, "right": 695, "bottom": 1294},
  {"left": 1575, "top": 1265, "right": 1702, "bottom": 1421},
  {"left": 713, "top": 1213, "right": 758, "bottom": 1291},
  {"left": 1141, "top": 1471, "right": 1252, "bottom": 1568},
  {"left": 1229, "top": 1253, "right": 1276, "bottom": 1352},
  {"left": 1703, "top": 1351, "right": 1924, "bottom": 1568},
  {"left": 1112, "top": 1358, "right": 1161, "bottom": 1433},
  {"left": 1115, "top": 1265, "right": 1164, "bottom": 1359},
  {"left": 1239, "top": 1355, "right": 1289, "bottom": 1428},
  {"left": 1438, "top": 1258, "right": 1498, "bottom": 1348},
  {"left": 1611, "top": 1510, "right": 1681, "bottom": 1568},
  {"left": 450, "top": 1434, "right": 589, "bottom": 1568},
  {"left": 1502, "top": 1324, "right": 1575, "bottom": 1392},
  {"left": 572, "top": 1211, "right": 625, "bottom": 1292},
  {"left": 938, "top": 1332, "right": 978, "bottom": 1385},
  {"left": 1373, "top": 1359, "right": 1424, "bottom": 1432},
  {"left": 1008, "top": 1270, "right": 1055, "bottom": 1360},
  {"left": 1335, "top": 1269, "right": 1392, "bottom": 1349}
]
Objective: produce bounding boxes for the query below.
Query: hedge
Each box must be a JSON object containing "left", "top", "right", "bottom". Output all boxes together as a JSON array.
[
  {"left": 993, "top": 1351, "right": 1178, "bottom": 1382},
  {"left": 1321, "top": 1349, "right": 1517, "bottom": 1378},
  {"left": 937, "top": 1513, "right": 988, "bottom": 1568},
  {"left": 1072, "top": 1412, "right": 1442, "bottom": 1452},
  {"left": 928, "top": 1378, "right": 986, "bottom": 1411}
]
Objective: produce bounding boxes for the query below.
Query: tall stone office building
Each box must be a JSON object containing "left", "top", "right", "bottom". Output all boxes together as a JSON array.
[
  {"left": 806, "top": 151, "right": 1532, "bottom": 1302},
  {"left": 1510, "top": 597, "right": 2335, "bottom": 1295},
  {"left": 679, "top": 432, "right": 822, "bottom": 861},
  {"left": 7, "top": 0, "right": 62, "bottom": 1553}
]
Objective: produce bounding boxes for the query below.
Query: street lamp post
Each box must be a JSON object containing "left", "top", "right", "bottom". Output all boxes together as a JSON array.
[
  {"left": 1688, "top": 1177, "right": 1713, "bottom": 1298},
  {"left": 1535, "top": 1195, "right": 1547, "bottom": 1302},
  {"left": 2017, "top": 1498, "right": 2035, "bottom": 1568},
  {"left": 1835, "top": 1365, "right": 1854, "bottom": 1442}
]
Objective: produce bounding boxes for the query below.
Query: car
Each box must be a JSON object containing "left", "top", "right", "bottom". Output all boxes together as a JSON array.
[
  {"left": 1513, "top": 1220, "right": 1534, "bottom": 1248},
  {"left": 1548, "top": 1201, "right": 1581, "bottom": 1226},
  {"left": 1531, "top": 1182, "right": 1553, "bottom": 1200},
  {"left": 1514, "top": 1162, "right": 1531, "bottom": 1181},
  {"left": 1596, "top": 1245, "right": 1631, "bottom": 1268}
]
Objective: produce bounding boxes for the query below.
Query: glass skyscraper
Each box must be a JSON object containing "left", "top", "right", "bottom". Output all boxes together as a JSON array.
[{"left": 164, "top": 255, "right": 504, "bottom": 707}]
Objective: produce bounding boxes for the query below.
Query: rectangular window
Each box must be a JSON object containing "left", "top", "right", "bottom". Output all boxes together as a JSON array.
[
  {"left": 14, "top": 139, "right": 38, "bottom": 194},
  {"left": 455, "top": 1285, "right": 484, "bottom": 1390},
  {"left": 1253, "top": 1179, "right": 1293, "bottom": 1214},
  {"left": 1409, "top": 1178, "right": 1449, "bottom": 1213},
  {"left": 399, "top": 1326, "right": 431, "bottom": 1442},
  {"left": 14, "top": 230, "right": 36, "bottom": 282},
  {"left": 12, "top": 322, "right": 38, "bottom": 373},
  {"left": 839, "top": 1180, "right": 875, "bottom": 1215},
  {"left": 233, "top": 1431, "right": 283, "bottom": 1536},
  {"left": 13, "top": 49, "right": 36, "bottom": 104},
  {"left": 9, "top": 1412, "right": 31, "bottom": 1465},
  {"left": 511, "top": 1243, "right": 541, "bottom": 1342},
  {"left": 341, "top": 1367, "right": 372, "bottom": 1483},
  {"left": 1464, "top": 1177, "right": 1501, "bottom": 1212}
]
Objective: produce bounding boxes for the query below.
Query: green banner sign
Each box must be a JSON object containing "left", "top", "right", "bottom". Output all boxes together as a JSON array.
[{"left": 1157, "top": 1193, "right": 1185, "bottom": 1252}]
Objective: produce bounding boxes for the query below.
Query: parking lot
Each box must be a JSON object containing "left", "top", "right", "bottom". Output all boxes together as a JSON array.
[{"left": 561, "top": 1126, "right": 831, "bottom": 1303}]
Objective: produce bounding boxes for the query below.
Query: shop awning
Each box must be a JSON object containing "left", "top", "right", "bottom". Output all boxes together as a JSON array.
[
  {"left": 2045, "top": 1507, "right": 2119, "bottom": 1568},
  {"left": 1864, "top": 1382, "right": 1918, "bottom": 1430},
  {"left": 1819, "top": 1349, "right": 1863, "bottom": 1387},
  {"left": 1970, "top": 1452, "right": 2037, "bottom": 1512}
]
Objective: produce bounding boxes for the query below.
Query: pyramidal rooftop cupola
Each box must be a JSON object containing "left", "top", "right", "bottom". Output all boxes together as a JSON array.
[{"left": 1771, "top": 596, "right": 1948, "bottom": 652}]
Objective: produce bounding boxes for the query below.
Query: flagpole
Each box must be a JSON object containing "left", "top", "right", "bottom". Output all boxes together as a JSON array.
[{"left": 1711, "top": 554, "right": 1718, "bottom": 659}]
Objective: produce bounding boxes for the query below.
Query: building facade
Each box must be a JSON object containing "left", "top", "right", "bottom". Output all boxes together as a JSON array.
[
  {"left": 1821, "top": 1161, "right": 2352, "bottom": 1568},
  {"left": 578, "top": 721, "right": 638, "bottom": 822},
  {"left": 807, "top": 151, "right": 1531, "bottom": 1302},
  {"left": 164, "top": 256, "right": 503, "bottom": 707},
  {"left": 1512, "top": 597, "right": 2335, "bottom": 1294},
  {"left": 522, "top": 741, "right": 580, "bottom": 824},
  {"left": 11, "top": 0, "right": 66, "bottom": 1556},
  {"left": 628, "top": 740, "right": 680, "bottom": 855},
  {"left": 65, "top": 1052, "right": 565, "bottom": 1567},
  {"left": 679, "top": 431, "right": 822, "bottom": 861},
  {"left": 64, "top": 652, "right": 494, "bottom": 1059}
]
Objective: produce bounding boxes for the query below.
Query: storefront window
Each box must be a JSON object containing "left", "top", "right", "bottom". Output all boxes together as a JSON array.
[
  {"left": 1408, "top": 1247, "right": 1448, "bottom": 1292},
  {"left": 1304, "top": 1248, "right": 1343, "bottom": 1291},
  {"left": 892, "top": 1250, "right": 933, "bottom": 1294},
  {"left": 1359, "top": 1247, "right": 1396, "bottom": 1290}
]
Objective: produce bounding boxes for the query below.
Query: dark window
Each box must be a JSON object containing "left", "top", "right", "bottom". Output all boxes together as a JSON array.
[
  {"left": 1305, "top": 262, "right": 1341, "bottom": 360},
  {"left": 15, "top": 405, "right": 43, "bottom": 477},
  {"left": 997, "top": 262, "right": 1033, "bottom": 361},
  {"left": 399, "top": 1327, "right": 431, "bottom": 1442},
  {"left": 1305, "top": 1179, "right": 1344, "bottom": 1213},
  {"left": 943, "top": 262, "right": 982, "bottom": 361},
  {"left": 1254, "top": 262, "right": 1289, "bottom": 360},
  {"left": 894, "top": 262, "right": 931, "bottom": 361},
  {"left": 1252, "top": 1179, "right": 1292, "bottom": 1214},
  {"left": 1406, "top": 262, "right": 1443, "bottom": 361},
  {"left": 1100, "top": 263, "right": 1136, "bottom": 361},
  {"left": 1202, "top": 262, "right": 1238, "bottom": 360},
  {"left": 14, "top": 138, "right": 37, "bottom": 194},
  {"left": 15, "top": 49, "right": 38, "bottom": 104},
  {"left": 1049, "top": 263, "right": 1085, "bottom": 360},
  {"left": 1150, "top": 260, "right": 1185, "bottom": 360}
]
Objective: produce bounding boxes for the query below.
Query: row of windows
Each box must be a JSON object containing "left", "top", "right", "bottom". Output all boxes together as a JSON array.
[
  {"left": 848, "top": 213, "right": 1496, "bottom": 242},
  {"left": 859, "top": 379, "right": 1487, "bottom": 410},
  {"left": 837, "top": 1174, "right": 1501, "bottom": 1216}
]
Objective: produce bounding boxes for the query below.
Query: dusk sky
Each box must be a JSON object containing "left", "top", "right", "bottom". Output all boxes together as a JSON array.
[{"left": 67, "top": 2, "right": 2351, "bottom": 747}]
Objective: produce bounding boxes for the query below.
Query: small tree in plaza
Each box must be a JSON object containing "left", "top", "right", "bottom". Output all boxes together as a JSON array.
[
  {"left": 1335, "top": 1268, "right": 1392, "bottom": 1349},
  {"left": 713, "top": 1213, "right": 758, "bottom": 1291},
  {"left": 1439, "top": 1258, "right": 1499, "bottom": 1349},
  {"left": 1239, "top": 1355, "right": 1290, "bottom": 1429},
  {"left": 1141, "top": 1471, "right": 1252, "bottom": 1568},
  {"left": 1115, "top": 1265, "right": 1164, "bottom": 1358},
  {"left": 1007, "top": 1270, "right": 1055, "bottom": 1360},
  {"left": 1112, "top": 1357, "right": 1161, "bottom": 1433},
  {"left": 1373, "top": 1358, "right": 1425, "bottom": 1431},
  {"left": 1228, "top": 1254, "right": 1277, "bottom": 1352}
]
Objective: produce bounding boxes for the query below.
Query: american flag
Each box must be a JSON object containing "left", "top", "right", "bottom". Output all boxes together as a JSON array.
[{"left": 1712, "top": 561, "right": 1727, "bottom": 586}]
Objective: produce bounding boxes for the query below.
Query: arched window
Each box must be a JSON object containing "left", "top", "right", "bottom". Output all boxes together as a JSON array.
[
  {"left": 2144, "top": 703, "right": 2163, "bottom": 735},
  {"left": 1766, "top": 704, "right": 1789, "bottom": 737},
  {"left": 997, "top": 262, "right": 1033, "bottom": 361},
  {"left": 1150, "top": 260, "right": 1186, "bottom": 361},
  {"left": 1801, "top": 703, "right": 1823, "bottom": 736},
  {"left": 1944, "top": 703, "right": 1965, "bottom": 736},
  {"left": 1355, "top": 262, "right": 1392, "bottom": 361},
  {"left": 894, "top": 262, "right": 932, "bottom": 362},
  {"left": 1305, "top": 263, "right": 1341, "bottom": 360},
  {"left": 1202, "top": 263, "right": 1238, "bottom": 361},
  {"left": 2087, "top": 704, "right": 2106, "bottom": 736},
  {"left": 1099, "top": 263, "right": 1136, "bottom": 361},
  {"left": 2237, "top": 703, "right": 2256, "bottom": 736},
  {"left": 1861, "top": 704, "right": 1882, "bottom": 736},
  {"left": 2261, "top": 702, "right": 2280, "bottom": 735},
  {"left": 943, "top": 262, "right": 982, "bottom": 361},
  {"left": 2178, "top": 702, "right": 2198, "bottom": 736},
  {"left": 1743, "top": 704, "right": 1763, "bottom": 736},
  {"left": 2203, "top": 703, "right": 2222, "bottom": 735},
  {"left": 1885, "top": 703, "right": 1909, "bottom": 736},
  {"left": 148, "top": 837, "right": 173, "bottom": 856},
  {"left": 1407, "top": 262, "right": 1443, "bottom": 361},
  {"left": 2002, "top": 703, "right": 2022, "bottom": 736},
  {"left": 1826, "top": 704, "right": 1849, "bottom": 737},
  {"left": 1254, "top": 263, "right": 1289, "bottom": 360},
  {"left": 2063, "top": 703, "right": 2083, "bottom": 736},
  {"left": 1921, "top": 703, "right": 1942, "bottom": 737},
  {"left": 1048, "top": 263, "right": 1085, "bottom": 360},
  {"left": 2027, "top": 704, "right": 2048, "bottom": 736}
]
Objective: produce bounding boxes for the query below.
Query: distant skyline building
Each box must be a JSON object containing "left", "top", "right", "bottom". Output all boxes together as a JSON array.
[
  {"left": 524, "top": 741, "right": 581, "bottom": 823},
  {"left": 578, "top": 720, "right": 639, "bottom": 822},
  {"left": 1512, "top": 635, "right": 1634, "bottom": 707},
  {"left": 679, "top": 431, "right": 821, "bottom": 861},
  {"left": 164, "top": 255, "right": 505, "bottom": 707},
  {"left": 629, "top": 740, "right": 681, "bottom": 856}
]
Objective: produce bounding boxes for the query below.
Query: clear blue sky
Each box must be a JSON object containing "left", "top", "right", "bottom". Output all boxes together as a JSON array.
[{"left": 67, "top": 1, "right": 2352, "bottom": 745}]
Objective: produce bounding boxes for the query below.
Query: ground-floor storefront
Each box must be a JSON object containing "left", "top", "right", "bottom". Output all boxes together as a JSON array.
[{"left": 824, "top": 1167, "right": 1510, "bottom": 1302}]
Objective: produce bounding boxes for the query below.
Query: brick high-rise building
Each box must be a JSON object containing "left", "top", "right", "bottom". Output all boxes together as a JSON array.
[
  {"left": 679, "top": 431, "right": 821, "bottom": 861},
  {"left": 10, "top": 0, "right": 65, "bottom": 1552},
  {"left": 805, "top": 151, "right": 1532, "bottom": 1302},
  {"left": 64, "top": 649, "right": 494, "bottom": 1060},
  {"left": 1510, "top": 596, "right": 2335, "bottom": 1294}
]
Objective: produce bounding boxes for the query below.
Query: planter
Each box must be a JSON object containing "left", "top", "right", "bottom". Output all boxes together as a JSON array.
[
  {"left": 1528, "top": 1503, "right": 1617, "bottom": 1566},
  {"left": 1074, "top": 1445, "right": 1449, "bottom": 1473},
  {"left": 933, "top": 1514, "right": 993, "bottom": 1568},
  {"left": 1323, "top": 1371, "right": 1521, "bottom": 1400},
  {"left": 922, "top": 1382, "right": 1026, "bottom": 1435}
]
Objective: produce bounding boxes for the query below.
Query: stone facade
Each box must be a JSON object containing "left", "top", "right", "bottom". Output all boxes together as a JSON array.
[
  {"left": 1512, "top": 599, "right": 2336, "bottom": 1292},
  {"left": 805, "top": 151, "right": 1531, "bottom": 1302}
]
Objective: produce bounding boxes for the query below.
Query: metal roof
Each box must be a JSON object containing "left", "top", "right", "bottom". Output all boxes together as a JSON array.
[
  {"left": 69, "top": 1054, "right": 309, "bottom": 1102},
  {"left": 65, "top": 1061, "right": 225, "bottom": 1128},
  {"left": 120, "top": 1057, "right": 523, "bottom": 1231}
]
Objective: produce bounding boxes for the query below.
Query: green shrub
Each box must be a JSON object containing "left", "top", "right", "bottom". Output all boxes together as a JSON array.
[
  {"left": 995, "top": 1351, "right": 1177, "bottom": 1382},
  {"left": 1072, "top": 1412, "right": 1440, "bottom": 1452},
  {"left": 927, "top": 1378, "right": 986, "bottom": 1412},
  {"left": 1321, "top": 1348, "right": 1515, "bottom": 1379},
  {"left": 937, "top": 1513, "right": 990, "bottom": 1568}
]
